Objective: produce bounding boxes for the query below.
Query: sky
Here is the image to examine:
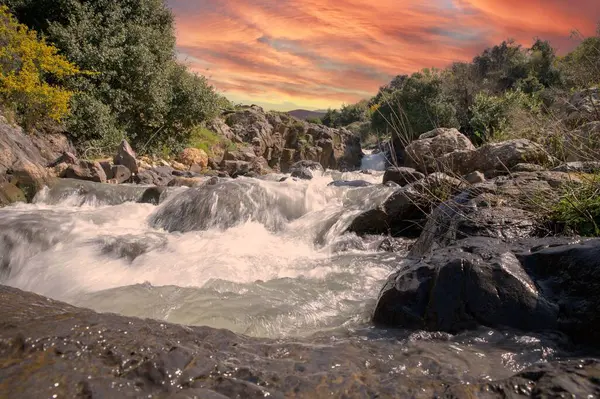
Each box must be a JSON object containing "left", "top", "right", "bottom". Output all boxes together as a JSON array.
[{"left": 168, "top": 0, "right": 600, "bottom": 111}]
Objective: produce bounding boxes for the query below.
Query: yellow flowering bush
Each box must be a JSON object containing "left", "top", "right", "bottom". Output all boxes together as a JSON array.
[{"left": 0, "top": 6, "right": 80, "bottom": 128}]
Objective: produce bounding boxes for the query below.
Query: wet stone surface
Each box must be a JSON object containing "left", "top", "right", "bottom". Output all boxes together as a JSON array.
[{"left": 1, "top": 285, "right": 599, "bottom": 398}]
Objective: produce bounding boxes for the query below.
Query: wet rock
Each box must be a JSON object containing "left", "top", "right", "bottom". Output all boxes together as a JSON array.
[
  {"left": 43, "top": 179, "right": 151, "bottom": 206},
  {"left": 178, "top": 148, "right": 208, "bottom": 168},
  {"left": 0, "top": 182, "right": 26, "bottom": 206},
  {"left": 134, "top": 168, "right": 174, "bottom": 186},
  {"left": 290, "top": 160, "right": 324, "bottom": 172},
  {"left": 382, "top": 166, "right": 424, "bottom": 186},
  {"left": 377, "top": 237, "right": 412, "bottom": 253},
  {"left": 290, "top": 167, "right": 313, "bottom": 180},
  {"left": 113, "top": 139, "right": 138, "bottom": 174},
  {"left": 172, "top": 170, "right": 201, "bottom": 178},
  {"left": 348, "top": 173, "right": 464, "bottom": 238},
  {"left": 375, "top": 236, "right": 600, "bottom": 347},
  {"left": 404, "top": 128, "right": 475, "bottom": 173},
  {"left": 167, "top": 177, "right": 205, "bottom": 187},
  {"left": 0, "top": 285, "right": 598, "bottom": 398},
  {"left": 444, "top": 359, "right": 600, "bottom": 398},
  {"left": 99, "top": 160, "right": 114, "bottom": 179},
  {"left": 64, "top": 160, "right": 107, "bottom": 183},
  {"left": 139, "top": 186, "right": 168, "bottom": 205},
  {"left": 327, "top": 180, "right": 372, "bottom": 188},
  {"left": 10, "top": 159, "right": 53, "bottom": 200}
]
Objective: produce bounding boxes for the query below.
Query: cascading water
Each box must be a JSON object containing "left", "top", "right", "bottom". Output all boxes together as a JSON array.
[
  {"left": 0, "top": 171, "right": 575, "bottom": 382},
  {"left": 361, "top": 149, "right": 388, "bottom": 171},
  {"left": 0, "top": 171, "right": 398, "bottom": 338}
]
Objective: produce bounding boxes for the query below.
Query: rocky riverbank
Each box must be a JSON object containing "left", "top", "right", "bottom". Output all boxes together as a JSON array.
[{"left": 1, "top": 107, "right": 600, "bottom": 397}]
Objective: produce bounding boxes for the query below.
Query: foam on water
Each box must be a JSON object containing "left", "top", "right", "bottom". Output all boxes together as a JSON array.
[{"left": 0, "top": 171, "right": 396, "bottom": 337}]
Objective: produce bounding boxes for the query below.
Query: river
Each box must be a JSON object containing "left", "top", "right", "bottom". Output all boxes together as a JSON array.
[{"left": 0, "top": 159, "right": 578, "bottom": 387}]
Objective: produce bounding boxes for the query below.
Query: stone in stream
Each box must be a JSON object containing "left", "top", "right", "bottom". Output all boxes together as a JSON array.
[
  {"left": 0, "top": 182, "right": 26, "bottom": 206},
  {"left": 64, "top": 160, "right": 107, "bottom": 183},
  {"left": 290, "top": 167, "right": 313, "bottom": 180},
  {"left": 0, "top": 284, "right": 598, "bottom": 398},
  {"left": 374, "top": 236, "right": 600, "bottom": 347},
  {"left": 113, "top": 139, "right": 138, "bottom": 174},
  {"left": 382, "top": 166, "right": 424, "bottom": 186},
  {"left": 327, "top": 180, "right": 372, "bottom": 188},
  {"left": 111, "top": 165, "right": 132, "bottom": 184}
]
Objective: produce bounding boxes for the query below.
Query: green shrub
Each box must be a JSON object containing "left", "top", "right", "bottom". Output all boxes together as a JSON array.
[
  {"left": 550, "top": 175, "right": 600, "bottom": 236},
  {"left": 0, "top": 6, "right": 80, "bottom": 129},
  {"left": 188, "top": 125, "right": 235, "bottom": 157}
]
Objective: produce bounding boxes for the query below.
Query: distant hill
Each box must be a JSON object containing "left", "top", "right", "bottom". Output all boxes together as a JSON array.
[{"left": 287, "top": 109, "right": 327, "bottom": 120}]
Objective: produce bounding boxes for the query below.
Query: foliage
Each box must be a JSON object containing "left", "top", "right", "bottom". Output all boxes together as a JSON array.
[
  {"left": 2, "top": 0, "right": 224, "bottom": 155},
  {"left": 306, "top": 116, "right": 322, "bottom": 124},
  {"left": 188, "top": 125, "right": 235, "bottom": 157},
  {"left": 322, "top": 108, "right": 340, "bottom": 127},
  {"left": 0, "top": 6, "right": 79, "bottom": 129},
  {"left": 371, "top": 68, "right": 459, "bottom": 139},
  {"left": 550, "top": 175, "right": 600, "bottom": 236},
  {"left": 469, "top": 89, "right": 542, "bottom": 143}
]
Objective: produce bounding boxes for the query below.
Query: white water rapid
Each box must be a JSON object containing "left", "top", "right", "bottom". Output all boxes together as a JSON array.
[{"left": 0, "top": 170, "right": 402, "bottom": 338}]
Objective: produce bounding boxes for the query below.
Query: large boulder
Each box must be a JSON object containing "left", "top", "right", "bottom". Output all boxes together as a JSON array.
[
  {"left": 374, "top": 237, "right": 600, "bottom": 346},
  {"left": 410, "top": 171, "right": 584, "bottom": 257},
  {"left": 473, "top": 139, "right": 551, "bottom": 174},
  {"left": 404, "top": 128, "right": 475, "bottom": 173},
  {"left": 111, "top": 165, "right": 132, "bottom": 184},
  {"left": 64, "top": 160, "right": 107, "bottom": 183},
  {"left": 113, "top": 139, "right": 138, "bottom": 174}
]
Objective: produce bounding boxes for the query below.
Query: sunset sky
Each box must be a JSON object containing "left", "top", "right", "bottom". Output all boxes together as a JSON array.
[{"left": 168, "top": 0, "right": 600, "bottom": 111}]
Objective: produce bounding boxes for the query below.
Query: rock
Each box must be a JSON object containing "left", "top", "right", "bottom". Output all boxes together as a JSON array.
[
  {"left": 167, "top": 177, "right": 205, "bottom": 187},
  {"left": 463, "top": 171, "right": 485, "bottom": 184},
  {"left": 0, "top": 284, "right": 598, "bottom": 398},
  {"left": 552, "top": 161, "right": 600, "bottom": 173},
  {"left": 51, "top": 162, "right": 69, "bottom": 178},
  {"left": 0, "top": 182, "right": 26, "bottom": 206},
  {"left": 404, "top": 128, "right": 475, "bottom": 172},
  {"left": 374, "top": 236, "right": 600, "bottom": 347},
  {"left": 474, "top": 139, "right": 551, "bottom": 174},
  {"left": 347, "top": 173, "right": 464, "bottom": 238},
  {"left": 560, "top": 87, "right": 600, "bottom": 127},
  {"left": 64, "top": 160, "right": 107, "bottom": 183},
  {"left": 290, "top": 160, "right": 324, "bottom": 172},
  {"left": 10, "top": 159, "right": 53, "bottom": 200},
  {"left": 139, "top": 186, "right": 168, "bottom": 205},
  {"left": 221, "top": 160, "right": 250, "bottom": 178},
  {"left": 327, "top": 180, "right": 372, "bottom": 188},
  {"left": 377, "top": 237, "right": 412, "bottom": 253},
  {"left": 111, "top": 165, "right": 132, "bottom": 184},
  {"left": 511, "top": 163, "right": 546, "bottom": 172},
  {"left": 444, "top": 359, "right": 600, "bottom": 398},
  {"left": 178, "top": 148, "right": 208, "bottom": 168},
  {"left": 47, "top": 151, "right": 77, "bottom": 167},
  {"left": 171, "top": 161, "right": 187, "bottom": 171},
  {"left": 113, "top": 139, "right": 138, "bottom": 174},
  {"left": 133, "top": 169, "right": 173, "bottom": 186},
  {"left": 99, "top": 160, "right": 114, "bottom": 179},
  {"left": 290, "top": 168, "right": 313, "bottom": 180},
  {"left": 382, "top": 167, "right": 424, "bottom": 186},
  {"left": 557, "top": 121, "right": 600, "bottom": 162},
  {"left": 222, "top": 147, "right": 257, "bottom": 162}
]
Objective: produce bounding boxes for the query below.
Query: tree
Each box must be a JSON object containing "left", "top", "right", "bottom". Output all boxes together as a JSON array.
[
  {"left": 322, "top": 108, "right": 341, "bottom": 127},
  {"left": 0, "top": 5, "right": 79, "bottom": 129},
  {"left": 2, "top": 0, "right": 223, "bottom": 154},
  {"left": 370, "top": 69, "right": 459, "bottom": 145}
]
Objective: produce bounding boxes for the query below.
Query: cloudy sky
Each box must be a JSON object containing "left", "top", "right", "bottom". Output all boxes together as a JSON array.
[{"left": 168, "top": 0, "right": 600, "bottom": 111}]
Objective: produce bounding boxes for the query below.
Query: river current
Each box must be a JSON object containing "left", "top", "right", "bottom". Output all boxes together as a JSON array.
[{"left": 0, "top": 151, "right": 579, "bottom": 384}]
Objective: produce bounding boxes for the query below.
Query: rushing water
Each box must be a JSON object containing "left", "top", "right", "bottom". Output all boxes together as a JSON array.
[{"left": 0, "top": 168, "right": 580, "bottom": 384}]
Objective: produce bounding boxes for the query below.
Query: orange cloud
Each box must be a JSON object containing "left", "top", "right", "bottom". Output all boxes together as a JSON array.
[{"left": 168, "top": 0, "right": 600, "bottom": 111}]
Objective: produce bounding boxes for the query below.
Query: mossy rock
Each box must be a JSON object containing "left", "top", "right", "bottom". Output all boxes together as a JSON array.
[{"left": 0, "top": 182, "right": 26, "bottom": 207}]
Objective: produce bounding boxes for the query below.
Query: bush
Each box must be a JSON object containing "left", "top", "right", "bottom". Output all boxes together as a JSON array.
[
  {"left": 3, "top": 0, "right": 224, "bottom": 155},
  {"left": 0, "top": 5, "right": 79, "bottom": 129},
  {"left": 469, "top": 89, "right": 542, "bottom": 144}
]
